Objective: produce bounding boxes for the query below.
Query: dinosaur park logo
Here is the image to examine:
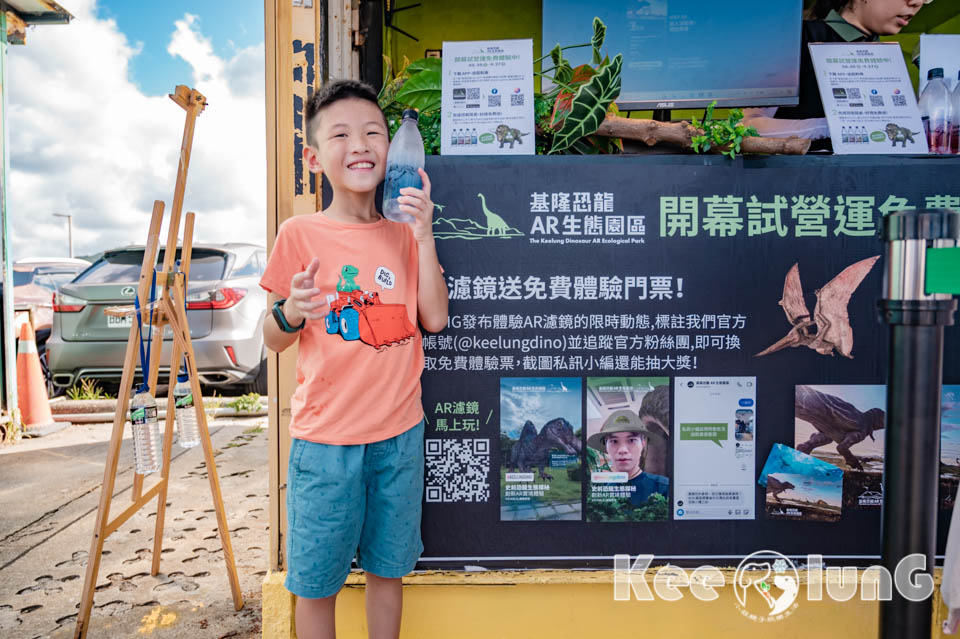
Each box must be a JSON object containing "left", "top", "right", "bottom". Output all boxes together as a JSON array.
[{"left": 432, "top": 192, "right": 524, "bottom": 241}]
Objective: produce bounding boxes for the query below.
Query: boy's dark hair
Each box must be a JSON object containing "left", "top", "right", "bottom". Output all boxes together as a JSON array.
[{"left": 304, "top": 79, "right": 384, "bottom": 147}]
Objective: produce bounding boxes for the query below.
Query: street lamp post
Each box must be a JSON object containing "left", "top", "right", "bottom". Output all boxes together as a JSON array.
[{"left": 53, "top": 213, "right": 72, "bottom": 258}]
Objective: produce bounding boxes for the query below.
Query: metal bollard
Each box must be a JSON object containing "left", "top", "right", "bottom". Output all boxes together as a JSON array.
[{"left": 879, "top": 209, "right": 959, "bottom": 639}]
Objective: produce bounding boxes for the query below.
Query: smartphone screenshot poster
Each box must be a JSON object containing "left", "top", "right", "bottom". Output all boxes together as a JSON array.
[{"left": 673, "top": 377, "right": 756, "bottom": 520}]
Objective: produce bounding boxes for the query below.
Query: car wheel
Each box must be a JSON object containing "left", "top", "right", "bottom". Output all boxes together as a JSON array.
[{"left": 243, "top": 354, "right": 267, "bottom": 396}]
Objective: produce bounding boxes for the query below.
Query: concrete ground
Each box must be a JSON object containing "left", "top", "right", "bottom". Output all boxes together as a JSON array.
[{"left": 0, "top": 413, "right": 269, "bottom": 638}]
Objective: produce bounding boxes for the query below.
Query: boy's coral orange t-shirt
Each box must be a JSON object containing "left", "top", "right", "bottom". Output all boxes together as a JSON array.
[{"left": 260, "top": 213, "right": 425, "bottom": 444}]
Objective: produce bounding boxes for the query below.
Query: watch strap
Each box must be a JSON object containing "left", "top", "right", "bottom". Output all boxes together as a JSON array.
[{"left": 272, "top": 299, "right": 305, "bottom": 333}]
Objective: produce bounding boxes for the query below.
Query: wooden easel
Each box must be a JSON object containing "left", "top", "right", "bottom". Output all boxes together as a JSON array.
[{"left": 74, "top": 86, "right": 243, "bottom": 639}]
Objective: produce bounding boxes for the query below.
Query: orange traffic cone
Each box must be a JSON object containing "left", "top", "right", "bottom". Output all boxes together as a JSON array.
[{"left": 17, "top": 322, "right": 63, "bottom": 437}]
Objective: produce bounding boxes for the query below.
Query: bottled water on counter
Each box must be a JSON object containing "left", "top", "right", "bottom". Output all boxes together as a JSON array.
[
  {"left": 174, "top": 373, "right": 201, "bottom": 449},
  {"left": 920, "top": 68, "right": 951, "bottom": 154},
  {"left": 131, "top": 390, "right": 161, "bottom": 474},
  {"left": 382, "top": 109, "right": 424, "bottom": 223},
  {"left": 949, "top": 71, "right": 960, "bottom": 155}
]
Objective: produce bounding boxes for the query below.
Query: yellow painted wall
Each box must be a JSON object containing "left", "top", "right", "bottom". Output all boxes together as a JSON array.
[
  {"left": 263, "top": 569, "right": 954, "bottom": 639},
  {"left": 384, "top": 0, "right": 542, "bottom": 83}
]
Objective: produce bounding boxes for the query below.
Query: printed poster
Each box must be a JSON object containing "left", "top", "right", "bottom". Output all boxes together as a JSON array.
[
  {"left": 759, "top": 443, "right": 844, "bottom": 523},
  {"left": 794, "top": 384, "right": 884, "bottom": 509},
  {"left": 673, "top": 377, "right": 756, "bottom": 520},
  {"left": 585, "top": 377, "right": 670, "bottom": 522},
  {"left": 809, "top": 41, "right": 929, "bottom": 154},
  {"left": 500, "top": 377, "right": 582, "bottom": 521},
  {"left": 441, "top": 39, "right": 535, "bottom": 155}
]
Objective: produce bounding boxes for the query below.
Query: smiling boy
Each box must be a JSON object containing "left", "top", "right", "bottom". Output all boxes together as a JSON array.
[{"left": 259, "top": 80, "right": 448, "bottom": 639}]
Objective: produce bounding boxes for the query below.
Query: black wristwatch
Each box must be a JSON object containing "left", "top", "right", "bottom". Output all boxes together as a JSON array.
[{"left": 272, "top": 299, "right": 306, "bottom": 333}]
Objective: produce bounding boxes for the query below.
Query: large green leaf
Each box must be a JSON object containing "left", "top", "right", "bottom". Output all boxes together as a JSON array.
[
  {"left": 394, "top": 69, "right": 441, "bottom": 112},
  {"left": 549, "top": 43, "right": 563, "bottom": 67},
  {"left": 554, "top": 60, "right": 573, "bottom": 87},
  {"left": 378, "top": 75, "right": 406, "bottom": 110},
  {"left": 549, "top": 54, "right": 622, "bottom": 154},
  {"left": 591, "top": 17, "right": 606, "bottom": 65},
  {"left": 406, "top": 57, "right": 442, "bottom": 74}
]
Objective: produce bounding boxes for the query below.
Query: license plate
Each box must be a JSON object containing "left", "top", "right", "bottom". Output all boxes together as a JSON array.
[{"left": 107, "top": 315, "right": 133, "bottom": 329}]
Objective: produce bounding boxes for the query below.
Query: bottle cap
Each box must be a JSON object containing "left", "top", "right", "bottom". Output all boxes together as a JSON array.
[
  {"left": 929, "top": 68, "right": 944, "bottom": 79},
  {"left": 177, "top": 373, "right": 189, "bottom": 383},
  {"left": 402, "top": 109, "right": 419, "bottom": 121}
]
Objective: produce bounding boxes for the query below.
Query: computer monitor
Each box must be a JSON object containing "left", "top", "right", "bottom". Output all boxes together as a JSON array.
[{"left": 542, "top": 0, "right": 803, "bottom": 110}]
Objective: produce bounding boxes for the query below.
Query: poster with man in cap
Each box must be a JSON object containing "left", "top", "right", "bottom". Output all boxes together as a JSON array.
[{"left": 585, "top": 378, "right": 670, "bottom": 522}]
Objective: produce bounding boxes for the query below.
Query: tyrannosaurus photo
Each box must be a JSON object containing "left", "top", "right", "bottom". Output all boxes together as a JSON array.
[
  {"left": 767, "top": 476, "right": 795, "bottom": 503},
  {"left": 795, "top": 385, "right": 885, "bottom": 471}
]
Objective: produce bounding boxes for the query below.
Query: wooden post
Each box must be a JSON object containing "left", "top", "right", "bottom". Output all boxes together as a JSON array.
[{"left": 265, "top": 0, "right": 330, "bottom": 573}]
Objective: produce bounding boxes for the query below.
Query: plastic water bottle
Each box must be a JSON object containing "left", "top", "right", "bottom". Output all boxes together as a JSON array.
[
  {"left": 174, "top": 374, "right": 200, "bottom": 449},
  {"left": 382, "top": 109, "right": 424, "bottom": 223},
  {"left": 949, "top": 72, "right": 960, "bottom": 155},
  {"left": 920, "top": 68, "right": 951, "bottom": 154},
  {"left": 471, "top": 128, "right": 478, "bottom": 145},
  {"left": 130, "top": 390, "right": 161, "bottom": 474}
]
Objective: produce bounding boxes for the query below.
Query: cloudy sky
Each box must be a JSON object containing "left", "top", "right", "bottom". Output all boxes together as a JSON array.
[{"left": 8, "top": 0, "right": 266, "bottom": 261}]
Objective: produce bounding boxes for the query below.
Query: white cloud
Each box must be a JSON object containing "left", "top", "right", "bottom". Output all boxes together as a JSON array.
[{"left": 7, "top": 0, "right": 266, "bottom": 262}]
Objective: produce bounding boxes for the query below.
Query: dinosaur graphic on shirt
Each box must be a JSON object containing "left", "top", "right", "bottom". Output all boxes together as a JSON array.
[{"left": 325, "top": 265, "right": 415, "bottom": 349}]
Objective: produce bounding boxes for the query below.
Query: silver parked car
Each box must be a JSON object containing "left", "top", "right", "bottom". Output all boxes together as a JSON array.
[{"left": 47, "top": 243, "right": 267, "bottom": 394}]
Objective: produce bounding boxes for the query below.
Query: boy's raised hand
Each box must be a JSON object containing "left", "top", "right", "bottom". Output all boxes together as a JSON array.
[
  {"left": 284, "top": 258, "right": 324, "bottom": 324},
  {"left": 398, "top": 168, "right": 436, "bottom": 244}
]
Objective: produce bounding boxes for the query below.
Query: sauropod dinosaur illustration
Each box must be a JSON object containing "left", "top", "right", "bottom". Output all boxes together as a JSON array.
[
  {"left": 495, "top": 124, "right": 529, "bottom": 149},
  {"left": 885, "top": 122, "right": 919, "bottom": 148},
  {"left": 337, "top": 265, "right": 361, "bottom": 292},
  {"left": 477, "top": 193, "right": 510, "bottom": 236}
]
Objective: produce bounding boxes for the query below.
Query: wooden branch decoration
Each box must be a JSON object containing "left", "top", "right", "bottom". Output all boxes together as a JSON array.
[{"left": 595, "top": 115, "right": 812, "bottom": 155}]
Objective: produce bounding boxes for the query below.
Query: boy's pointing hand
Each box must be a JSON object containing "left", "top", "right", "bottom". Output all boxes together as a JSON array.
[
  {"left": 284, "top": 258, "right": 324, "bottom": 324},
  {"left": 398, "top": 168, "right": 435, "bottom": 244}
]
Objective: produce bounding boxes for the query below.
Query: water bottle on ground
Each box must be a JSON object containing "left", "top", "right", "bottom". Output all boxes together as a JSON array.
[
  {"left": 949, "top": 71, "right": 960, "bottom": 155},
  {"left": 382, "top": 109, "right": 424, "bottom": 223},
  {"left": 174, "top": 373, "right": 201, "bottom": 449},
  {"left": 920, "top": 68, "right": 951, "bottom": 154},
  {"left": 131, "top": 390, "right": 161, "bottom": 474}
]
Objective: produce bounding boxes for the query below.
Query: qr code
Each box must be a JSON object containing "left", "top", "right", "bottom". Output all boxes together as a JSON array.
[
  {"left": 846, "top": 88, "right": 862, "bottom": 99},
  {"left": 510, "top": 93, "right": 524, "bottom": 107},
  {"left": 425, "top": 438, "right": 490, "bottom": 503},
  {"left": 467, "top": 87, "right": 480, "bottom": 100},
  {"left": 488, "top": 94, "right": 501, "bottom": 108},
  {"left": 869, "top": 94, "right": 885, "bottom": 107},
  {"left": 892, "top": 94, "right": 907, "bottom": 107}
]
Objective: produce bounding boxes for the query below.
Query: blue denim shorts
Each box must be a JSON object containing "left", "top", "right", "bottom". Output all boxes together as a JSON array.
[{"left": 284, "top": 419, "right": 425, "bottom": 599}]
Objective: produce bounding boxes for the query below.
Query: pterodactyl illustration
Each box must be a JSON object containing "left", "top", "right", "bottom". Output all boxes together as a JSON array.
[{"left": 755, "top": 256, "right": 880, "bottom": 359}]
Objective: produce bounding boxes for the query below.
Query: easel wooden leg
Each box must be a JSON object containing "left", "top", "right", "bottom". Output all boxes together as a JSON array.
[
  {"left": 74, "top": 201, "right": 165, "bottom": 639},
  {"left": 165, "top": 288, "right": 244, "bottom": 610}
]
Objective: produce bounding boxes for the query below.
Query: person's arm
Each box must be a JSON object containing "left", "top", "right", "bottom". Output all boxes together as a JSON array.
[
  {"left": 263, "top": 258, "right": 325, "bottom": 352},
  {"left": 742, "top": 107, "right": 830, "bottom": 140},
  {"left": 397, "top": 168, "right": 449, "bottom": 333}
]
